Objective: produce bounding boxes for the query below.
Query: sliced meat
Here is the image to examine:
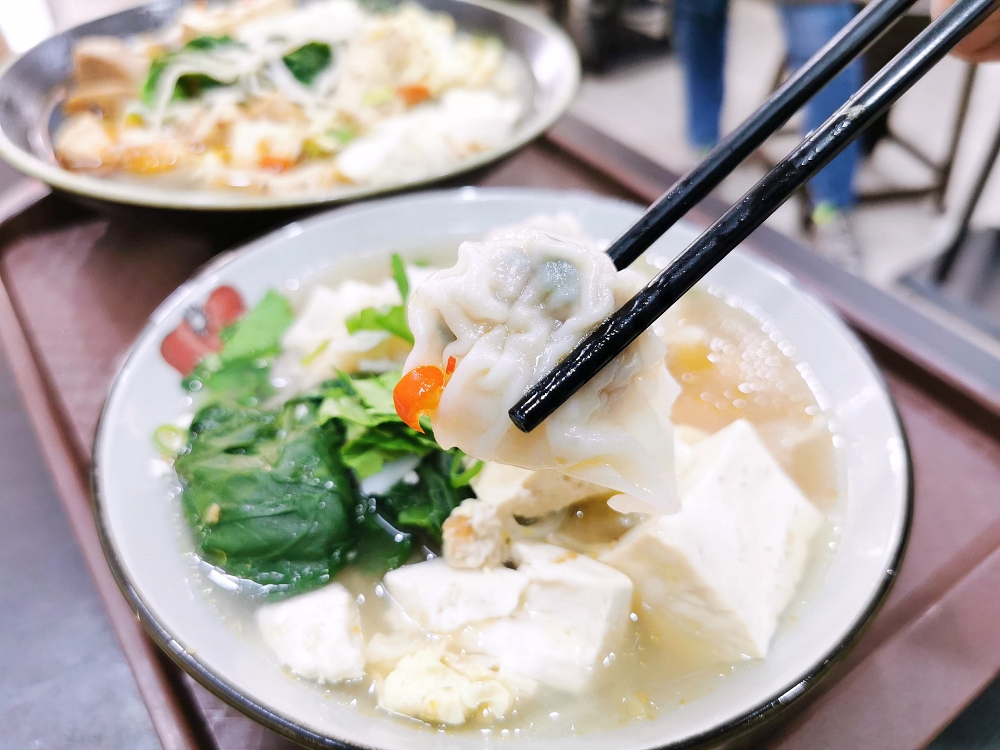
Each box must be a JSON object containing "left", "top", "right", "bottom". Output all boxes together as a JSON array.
[{"left": 72, "top": 36, "right": 147, "bottom": 85}]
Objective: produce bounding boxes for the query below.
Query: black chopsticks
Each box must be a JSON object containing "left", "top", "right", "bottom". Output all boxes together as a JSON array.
[{"left": 510, "top": 0, "right": 1000, "bottom": 434}]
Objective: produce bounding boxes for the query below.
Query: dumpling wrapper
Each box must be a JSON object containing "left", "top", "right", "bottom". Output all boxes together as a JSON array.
[{"left": 403, "top": 224, "right": 680, "bottom": 514}]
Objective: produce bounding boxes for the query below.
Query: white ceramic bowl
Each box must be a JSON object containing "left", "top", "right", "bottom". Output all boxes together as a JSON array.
[
  {"left": 0, "top": 0, "right": 578, "bottom": 211},
  {"left": 93, "top": 189, "right": 911, "bottom": 749}
]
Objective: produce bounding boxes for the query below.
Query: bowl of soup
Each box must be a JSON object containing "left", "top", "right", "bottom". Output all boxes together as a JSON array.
[{"left": 92, "top": 188, "right": 910, "bottom": 748}]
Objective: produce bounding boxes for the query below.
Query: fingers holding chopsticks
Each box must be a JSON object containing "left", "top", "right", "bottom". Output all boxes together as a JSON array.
[{"left": 933, "top": 0, "right": 1000, "bottom": 59}]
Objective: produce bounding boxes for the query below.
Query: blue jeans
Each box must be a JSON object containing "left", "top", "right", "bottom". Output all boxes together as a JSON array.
[{"left": 672, "top": 0, "right": 862, "bottom": 210}]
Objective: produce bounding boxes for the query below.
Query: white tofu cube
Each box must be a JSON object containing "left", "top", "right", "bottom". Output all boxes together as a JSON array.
[
  {"left": 228, "top": 119, "right": 304, "bottom": 170},
  {"left": 378, "top": 646, "right": 514, "bottom": 725},
  {"left": 256, "top": 583, "right": 366, "bottom": 683},
  {"left": 442, "top": 465, "right": 616, "bottom": 568},
  {"left": 471, "top": 462, "right": 614, "bottom": 518},
  {"left": 601, "top": 419, "right": 823, "bottom": 659},
  {"left": 384, "top": 559, "right": 528, "bottom": 633},
  {"left": 460, "top": 542, "right": 633, "bottom": 694},
  {"left": 442, "top": 498, "right": 509, "bottom": 569}
]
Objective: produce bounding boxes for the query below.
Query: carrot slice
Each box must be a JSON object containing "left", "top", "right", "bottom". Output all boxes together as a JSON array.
[
  {"left": 393, "top": 365, "right": 446, "bottom": 432},
  {"left": 396, "top": 84, "right": 431, "bottom": 107}
]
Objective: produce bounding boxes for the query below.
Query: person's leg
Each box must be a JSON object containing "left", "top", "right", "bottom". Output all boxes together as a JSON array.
[
  {"left": 673, "top": 0, "right": 729, "bottom": 150},
  {"left": 779, "top": 2, "right": 863, "bottom": 211}
]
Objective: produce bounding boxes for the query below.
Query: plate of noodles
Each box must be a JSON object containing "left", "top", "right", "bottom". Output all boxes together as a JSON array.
[
  {"left": 0, "top": 0, "right": 577, "bottom": 210},
  {"left": 93, "top": 188, "right": 910, "bottom": 748}
]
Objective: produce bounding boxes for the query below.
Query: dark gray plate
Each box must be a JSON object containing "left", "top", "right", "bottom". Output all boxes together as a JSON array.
[{"left": 0, "top": 0, "right": 579, "bottom": 210}]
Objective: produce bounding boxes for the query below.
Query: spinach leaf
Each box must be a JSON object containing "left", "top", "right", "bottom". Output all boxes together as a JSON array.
[
  {"left": 142, "top": 36, "right": 237, "bottom": 106},
  {"left": 184, "top": 291, "right": 294, "bottom": 405},
  {"left": 175, "top": 399, "right": 356, "bottom": 594},
  {"left": 376, "top": 450, "right": 475, "bottom": 544},
  {"left": 347, "top": 501, "right": 412, "bottom": 576},
  {"left": 344, "top": 255, "right": 414, "bottom": 343},
  {"left": 283, "top": 42, "right": 333, "bottom": 85}
]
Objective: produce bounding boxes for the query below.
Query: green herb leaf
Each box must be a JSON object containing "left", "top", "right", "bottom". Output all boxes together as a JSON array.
[
  {"left": 319, "top": 371, "right": 438, "bottom": 478},
  {"left": 345, "top": 305, "right": 413, "bottom": 344},
  {"left": 391, "top": 253, "right": 409, "bottom": 301},
  {"left": 283, "top": 42, "right": 333, "bottom": 85},
  {"left": 182, "top": 291, "right": 294, "bottom": 405},
  {"left": 220, "top": 290, "right": 294, "bottom": 363},
  {"left": 343, "top": 257, "right": 413, "bottom": 343}
]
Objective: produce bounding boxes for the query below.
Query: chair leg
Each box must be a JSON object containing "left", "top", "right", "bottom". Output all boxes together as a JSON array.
[
  {"left": 935, "top": 62, "right": 978, "bottom": 213},
  {"left": 935, "top": 107, "right": 1000, "bottom": 284}
]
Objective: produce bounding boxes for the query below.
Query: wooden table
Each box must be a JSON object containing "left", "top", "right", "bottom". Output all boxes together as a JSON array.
[{"left": 1, "top": 116, "right": 999, "bottom": 750}]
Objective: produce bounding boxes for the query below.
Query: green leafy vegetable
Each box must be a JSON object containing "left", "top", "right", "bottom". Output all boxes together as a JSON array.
[
  {"left": 347, "top": 504, "right": 412, "bottom": 575},
  {"left": 141, "top": 36, "right": 237, "bottom": 106},
  {"left": 282, "top": 42, "right": 333, "bottom": 85},
  {"left": 319, "top": 371, "right": 437, "bottom": 478},
  {"left": 344, "top": 306, "right": 413, "bottom": 344},
  {"left": 170, "top": 282, "right": 482, "bottom": 595},
  {"left": 379, "top": 451, "right": 476, "bottom": 542},
  {"left": 175, "top": 399, "right": 355, "bottom": 593},
  {"left": 344, "top": 255, "right": 414, "bottom": 343},
  {"left": 219, "top": 290, "right": 294, "bottom": 363},
  {"left": 184, "top": 291, "right": 294, "bottom": 405}
]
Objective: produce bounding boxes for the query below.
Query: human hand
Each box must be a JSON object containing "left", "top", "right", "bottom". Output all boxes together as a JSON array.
[{"left": 931, "top": 0, "right": 1000, "bottom": 61}]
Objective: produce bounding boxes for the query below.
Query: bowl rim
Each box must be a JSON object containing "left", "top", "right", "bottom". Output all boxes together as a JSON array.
[
  {"left": 0, "top": 0, "right": 580, "bottom": 212},
  {"left": 90, "top": 187, "right": 913, "bottom": 750}
]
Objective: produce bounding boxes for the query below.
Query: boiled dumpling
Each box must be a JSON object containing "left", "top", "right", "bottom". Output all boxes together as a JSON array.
[{"left": 396, "top": 222, "right": 680, "bottom": 514}]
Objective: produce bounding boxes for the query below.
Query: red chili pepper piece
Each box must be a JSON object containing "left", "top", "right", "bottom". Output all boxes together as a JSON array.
[{"left": 393, "top": 365, "right": 446, "bottom": 432}]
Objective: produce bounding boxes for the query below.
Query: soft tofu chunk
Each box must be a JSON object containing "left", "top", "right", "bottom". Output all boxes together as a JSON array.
[
  {"left": 378, "top": 646, "right": 514, "bottom": 725},
  {"left": 257, "top": 583, "right": 366, "bottom": 683},
  {"left": 442, "top": 498, "right": 508, "bottom": 569},
  {"left": 277, "top": 280, "right": 414, "bottom": 381},
  {"left": 54, "top": 113, "right": 112, "bottom": 169},
  {"left": 179, "top": 0, "right": 292, "bottom": 41},
  {"left": 443, "top": 464, "right": 615, "bottom": 568},
  {"left": 471, "top": 462, "right": 614, "bottom": 518},
  {"left": 384, "top": 559, "right": 528, "bottom": 633},
  {"left": 601, "top": 419, "right": 823, "bottom": 660},
  {"left": 228, "top": 119, "right": 304, "bottom": 170},
  {"left": 460, "top": 542, "right": 633, "bottom": 694}
]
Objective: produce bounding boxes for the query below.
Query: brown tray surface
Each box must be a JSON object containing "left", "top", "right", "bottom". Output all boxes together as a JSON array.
[{"left": 1, "top": 117, "right": 999, "bottom": 749}]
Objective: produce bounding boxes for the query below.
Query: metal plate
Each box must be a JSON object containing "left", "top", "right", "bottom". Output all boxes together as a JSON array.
[{"left": 0, "top": 0, "right": 579, "bottom": 211}]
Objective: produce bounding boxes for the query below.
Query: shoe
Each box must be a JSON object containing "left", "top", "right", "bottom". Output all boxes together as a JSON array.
[{"left": 811, "top": 203, "right": 863, "bottom": 274}]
